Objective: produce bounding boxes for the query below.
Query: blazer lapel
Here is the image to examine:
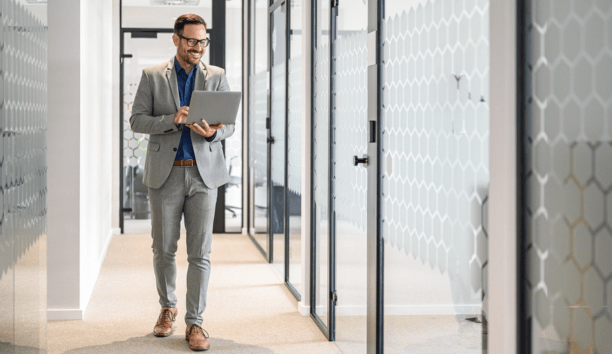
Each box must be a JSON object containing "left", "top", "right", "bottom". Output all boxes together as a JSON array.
[
  {"left": 166, "top": 59, "right": 180, "bottom": 110},
  {"left": 194, "top": 61, "right": 208, "bottom": 91}
]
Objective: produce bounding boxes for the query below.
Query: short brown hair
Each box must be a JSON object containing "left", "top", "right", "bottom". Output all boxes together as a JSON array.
[{"left": 174, "top": 14, "right": 207, "bottom": 35}]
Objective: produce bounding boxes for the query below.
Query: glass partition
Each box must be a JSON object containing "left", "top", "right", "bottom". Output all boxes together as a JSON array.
[
  {"left": 333, "top": 0, "right": 368, "bottom": 352},
  {"left": 522, "top": 1, "right": 612, "bottom": 352},
  {"left": 224, "top": 1, "right": 244, "bottom": 232},
  {"left": 270, "top": 4, "right": 287, "bottom": 278},
  {"left": 381, "top": 0, "right": 489, "bottom": 352},
  {"left": 122, "top": 32, "right": 179, "bottom": 222},
  {"left": 0, "top": 1, "right": 48, "bottom": 352},
  {"left": 287, "top": 0, "right": 303, "bottom": 295},
  {"left": 313, "top": 0, "right": 332, "bottom": 330},
  {"left": 249, "top": 0, "right": 270, "bottom": 255}
]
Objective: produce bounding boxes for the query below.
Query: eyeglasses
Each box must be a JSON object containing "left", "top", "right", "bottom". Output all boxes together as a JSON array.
[{"left": 178, "top": 34, "right": 210, "bottom": 48}]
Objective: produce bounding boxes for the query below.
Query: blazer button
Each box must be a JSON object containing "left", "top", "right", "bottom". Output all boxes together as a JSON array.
[{"left": 173, "top": 148, "right": 177, "bottom": 151}]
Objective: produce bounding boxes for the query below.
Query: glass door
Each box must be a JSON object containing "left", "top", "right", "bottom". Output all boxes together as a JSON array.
[
  {"left": 311, "top": 0, "right": 333, "bottom": 337},
  {"left": 248, "top": 0, "right": 270, "bottom": 257},
  {"left": 121, "top": 30, "right": 187, "bottom": 224},
  {"left": 269, "top": 1, "right": 287, "bottom": 278},
  {"left": 286, "top": 0, "right": 303, "bottom": 300},
  {"left": 333, "top": 0, "right": 369, "bottom": 352},
  {"left": 521, "top": 1, "right": 612, "bottom": 353},
  {"left": 379, "top": 1, "right": 490, "bottom": 352}
]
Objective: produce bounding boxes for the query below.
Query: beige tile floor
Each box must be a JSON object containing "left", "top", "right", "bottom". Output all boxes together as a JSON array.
[{"left": 47, "top": 232, "right": 340, "bottom": 354}]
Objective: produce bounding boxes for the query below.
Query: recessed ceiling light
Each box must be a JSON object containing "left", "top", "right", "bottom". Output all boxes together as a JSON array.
[{"left": 151, "top": 0, "right": 200, "bottom": 5}]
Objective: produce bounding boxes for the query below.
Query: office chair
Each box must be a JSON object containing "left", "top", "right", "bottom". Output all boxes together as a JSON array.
[{"left": 225, "top": 156, "right": 242, "bottom": 218}]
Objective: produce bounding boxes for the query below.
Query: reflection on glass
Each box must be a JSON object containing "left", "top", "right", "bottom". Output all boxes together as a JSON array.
[
  {"left": 270, "top": 6, "right": 287, "bottom": 278},
  {"left": 333, "top": 0, "right": 368, "bottom": 352},
  {"left": 523, "top": 1, "right": 612, "bottom": 353},
  {"left": 314, "top": 0, "right": 331, "bottom": 328},
  {"left": 381, "top": 1, "right": 489, "bottom": 352}
]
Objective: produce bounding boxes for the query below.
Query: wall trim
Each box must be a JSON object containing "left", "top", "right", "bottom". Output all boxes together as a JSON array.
[
  {"left": 298, "top": 302, "right": 310, "bottom": 316},
  {"left": 80, "top": 229, "right": 114, "bottom": 315},
  {"left": 47, "top": 309, "right": 83, "bottom": 321}
]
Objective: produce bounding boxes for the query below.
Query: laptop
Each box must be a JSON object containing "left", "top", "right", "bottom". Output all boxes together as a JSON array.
[{"left": 185, "top": 91, "right": 242, "bottom": 126}]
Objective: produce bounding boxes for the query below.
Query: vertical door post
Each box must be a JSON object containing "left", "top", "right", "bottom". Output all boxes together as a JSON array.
[{"left": 366, "top": 0, "right": 382, "bottom": 353}]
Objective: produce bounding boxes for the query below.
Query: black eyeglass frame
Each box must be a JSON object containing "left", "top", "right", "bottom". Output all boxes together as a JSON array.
[{"left": 177, "top": 33, "right": 211, "bottom": 48}]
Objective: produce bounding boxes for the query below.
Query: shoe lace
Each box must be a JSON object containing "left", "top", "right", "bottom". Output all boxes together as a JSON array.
[
  {"left": 189, "top": 324, "right": 209, "bottom": 339},
  {"left": 157, "top": 308, "right": 176, "bottom": 325}
]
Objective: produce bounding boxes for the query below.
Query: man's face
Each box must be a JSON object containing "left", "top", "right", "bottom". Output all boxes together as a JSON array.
[{"left": 173, "top": 24, "right": 207, "bottom": 67}]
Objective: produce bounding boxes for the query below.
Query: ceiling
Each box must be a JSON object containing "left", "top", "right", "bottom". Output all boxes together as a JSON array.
[{"left": 123, "top": 0, "right": 242, "bottom": 9}]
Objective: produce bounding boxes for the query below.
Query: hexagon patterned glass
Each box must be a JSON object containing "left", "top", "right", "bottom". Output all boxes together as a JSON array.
[
  {"left": 382, "top": 0, "right": 489, "bottom": 352},
  {"left": 523, "top": 1, "right": 612, "bottom": 353},
  {"left": 0, "top": 0, "right": 48, "bottom": 351}
]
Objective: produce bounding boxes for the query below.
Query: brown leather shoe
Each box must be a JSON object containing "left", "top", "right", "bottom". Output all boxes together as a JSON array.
[
  {"left": 185, "top": 324, "right": 210, "bottom": 351},
  {"left": 153, "top": 307, "right": 177, "bottom": 337}
]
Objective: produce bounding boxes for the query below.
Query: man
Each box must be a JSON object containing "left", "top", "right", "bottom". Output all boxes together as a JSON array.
[{"left": 130, "top": 14, "right": 234, "bottom": 352}]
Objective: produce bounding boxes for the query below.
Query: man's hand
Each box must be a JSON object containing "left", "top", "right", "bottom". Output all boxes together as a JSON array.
[
  {"left": 174, "top": 106, "right": 189, "bottom": 124},
  {"left": 187, "top": 119, "right": 224, "bottom": 138}
]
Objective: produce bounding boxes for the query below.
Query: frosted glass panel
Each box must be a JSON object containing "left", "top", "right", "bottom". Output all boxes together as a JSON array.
[
  {"left": 313, "top": 0, "right": 331, "bottom": 323},
  {"left": 0, "top": 1, "right": 48, "bottom": 352},
  {"left": 249, "top": 0, "right": 269, "bottom": 252},
  {"left": 382, "top": 0, "right": 489, "bottom": 351},
  {"left": 523, "top": 1, "right": 612, "bottom": 353},
  {"left": 288, "top": 57, "right": 302, "bottom": 196},
  {"left": 270, "top": 5, "right": 286, "bottom": 278},
  {"left": 249, "top": 70, "right": 269, "bottom": 248},
  {"left": 285, "top": 0, "right": 303, "bottom": 294},
  {"left": 224, "top": 4, "right": 243, "bottom": 232},
  {"left": 333, "top": 0, "right": 368, "bottom": 351}
]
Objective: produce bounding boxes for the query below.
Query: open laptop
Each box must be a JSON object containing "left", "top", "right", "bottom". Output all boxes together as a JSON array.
[{"left": 185, "top": 91, "right": 242, "bottom": 126}]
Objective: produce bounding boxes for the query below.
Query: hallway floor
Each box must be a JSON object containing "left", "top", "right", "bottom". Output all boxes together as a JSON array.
[{"left": 48, "top": 233, "right": 340, "bottom": 354}]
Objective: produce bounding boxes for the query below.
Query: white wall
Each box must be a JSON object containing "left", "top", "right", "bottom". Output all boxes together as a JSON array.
[
  {"left": 47, "top": 0, "right": 81, "bottom": 316},
  {"left": 47, "top": 0, "right": 117, "bottom": 320},
  {"left": 79, "top": 0, "right": 115, "bottom": 311}
]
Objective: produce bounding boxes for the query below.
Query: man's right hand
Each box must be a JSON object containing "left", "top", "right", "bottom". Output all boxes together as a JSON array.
[{"left": 174, "top": 106, "right": 189, "bottom": 124}]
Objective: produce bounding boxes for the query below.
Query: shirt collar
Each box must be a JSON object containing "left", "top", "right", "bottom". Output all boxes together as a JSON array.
[{"left": 174, "top": 57, "right": 197, "bottom": 76}]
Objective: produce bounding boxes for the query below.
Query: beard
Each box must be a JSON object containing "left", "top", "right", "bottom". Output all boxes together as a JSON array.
[{"left": 179, "top": 47, "right": 203, "bottom": 66}]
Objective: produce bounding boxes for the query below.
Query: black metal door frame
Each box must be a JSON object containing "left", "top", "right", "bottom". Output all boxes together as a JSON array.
[
  {"left": 119, "top": 0, "right": 237, "bottom": 234},
  {"left": 266, "top": 0, "right": 302, "bottom": 301},
  {"left": 367, "top": 0, "right": 383, "bottom": 352},
  {"left": 308, "top": 0, "right": 340, "bottom": 342},
  {"left": 246, "top": 0, "right": 270, "bottom": 260}
]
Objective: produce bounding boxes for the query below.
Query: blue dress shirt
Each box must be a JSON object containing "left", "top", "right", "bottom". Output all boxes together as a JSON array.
[{"left": 174, "top": 57, "right": 216, "bottom": 160}]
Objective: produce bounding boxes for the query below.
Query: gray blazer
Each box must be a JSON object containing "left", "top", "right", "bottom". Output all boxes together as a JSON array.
[{"left": 130, "top": 58, "right": 235, "bottom": 190}]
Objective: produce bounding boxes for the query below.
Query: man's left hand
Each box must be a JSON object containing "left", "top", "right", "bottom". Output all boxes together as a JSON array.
[{"left": 187, "top": 119, "right": 224, "bottom": 138}]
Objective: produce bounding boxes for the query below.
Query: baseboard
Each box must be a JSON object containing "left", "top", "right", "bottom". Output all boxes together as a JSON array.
[
  {"left": 47, "top": 309, "right": 83, "bottom": 321},
  {"left": 333, "top": 304, "right": 482, "bottom": 316},
  {"left": 241, "top": 227, "right": 248, "bottom": 235},
  {"left": 298, "top": 301, "right": 310, "bottom": 316},
  {"left": 80, "top": 229, "right": 114, "bottom": 316},
  {"left": 112, "top": 228, "right": 121, "bottom": 235}
]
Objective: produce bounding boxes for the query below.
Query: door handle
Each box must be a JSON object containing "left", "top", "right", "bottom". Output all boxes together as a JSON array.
[
  {"left": 267, "top": 137, "right": 275, "bottom": 144},
  {"left": 353, "top": 154, "right": 368, "bottom": 167}
]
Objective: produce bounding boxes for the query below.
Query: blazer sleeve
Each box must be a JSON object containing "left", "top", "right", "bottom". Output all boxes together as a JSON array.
[
  {"left": 210, "top": 69, "right": 236, "bottom": 142},
  {"left": 129, "top": 70, "right": 180, "bottom": 135}
]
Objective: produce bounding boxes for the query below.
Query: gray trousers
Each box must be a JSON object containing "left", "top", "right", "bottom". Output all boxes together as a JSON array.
[{"left": 149, "top": 166, "right": 217, "bottom": 326}]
